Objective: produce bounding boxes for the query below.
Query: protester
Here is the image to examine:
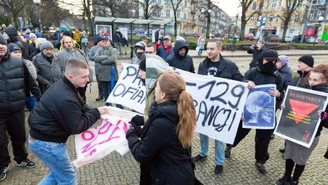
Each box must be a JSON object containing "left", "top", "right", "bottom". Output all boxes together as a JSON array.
[
  {"left": 89, "top": 36, "right": 103, "bottom": 101},
  {"left": 57, "top": 36, "right": 89, "bottom": 101},
  {"left": 157, "top": 35, "right": 174, "bottom": 60},
  {"left": 3, "top": 26, "right": 30, "bottom": 59},
  {"left": 121, "top": 34, "right": 128, "bottom": 55},
  {"left": 94, "top": 36, "right": 121, "bottom": 108},
  {"left": 247, "top": 40, "right": 266, "bottom": 68},
  {"left": 155, "top": 35, "right": 164, "bottom": 54},
  {"left": 80, "top": 31, "right": 89, "bottom": 55},
  {"left": 279, "top": 55, "right": 314, "bottom": 153},
  {"left": 34, "top": 28, "right": 43, "bottom": 38},
  {"left": 226, "top": 49, "right": 284, "bottom": 174},
  {"left": 29, "top": 38, "right": 46, "bottom": 61},
  {"left": 114, "top": 28, "right": 123, "bottom": 56},
  {"left": 28, "top": 59, "right": 109, "bottom": 185},
  {"left": 33, "top": 41, "right": 63, "bottom": 93},
  {"left": 193, "top": 39, "right": 255, "bottom": 174},
  {"left": 166, "top": 39, "right": 195, "bottom": 73},
  {"left": 73, "top": 28, "right": 81, "bottom": 48},
  {"left": 197, "top": 34, "right": 206, "bottom": 56},
  {"left": 275, "top": 64, "right": 328, "bottom": 185},
  {"left": 140, "top": 35, "right": 149, "bottom": 45},
  {"left": 8, "top": 43, "right": 38, "bottom": 111},
  {"left": 0, "top": 34, "right": 41, "bottom": 182},
  {"left": 131, "top": 41, "right": 146, "bottom": 65},
  {"left": 126, "top": 71, "right": 196, "bottom": 185},
  {"left": 145, "top": 43, "right": 156, "bottom": 54}
]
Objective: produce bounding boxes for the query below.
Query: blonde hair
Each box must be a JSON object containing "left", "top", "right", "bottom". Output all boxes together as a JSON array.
[
  {"left": 208, "top": 38, "right": 223, "bottom": 49},
  {"left": 61, "top": 36, "right": 75, "bottom": 51},
  {"left": 157, "top": 71, "right": 196, "bottom": 148}
]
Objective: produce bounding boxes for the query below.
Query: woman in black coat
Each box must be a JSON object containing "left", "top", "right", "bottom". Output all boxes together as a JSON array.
[{"left": 126, "top": 71, "right": 196, "bottom": 185}]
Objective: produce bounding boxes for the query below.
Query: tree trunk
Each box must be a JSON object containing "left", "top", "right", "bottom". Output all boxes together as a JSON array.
[
  {"left": 206, "top": 16, "right": 210, "bottom": 39},
  {"left": 240, "top": 10, "right": 246, "bottom": 41},
  {"left": 282, "top": 20, "right": 289, "bottom": 40},
  {"left": 174, "top": 14, "right": 177, "bottom": 36},
  {"left": 12, "top": 12, "right": 18, "bottom": 28}
]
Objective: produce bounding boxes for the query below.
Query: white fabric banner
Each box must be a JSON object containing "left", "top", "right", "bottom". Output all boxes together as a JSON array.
[
  {"left": 73, "top": 107, "right": 139, "bottom": 168},
  {"left": 106, "top": 63, "right": 146, "bottom": 113},
  {"left": 174, "top": 68, "right": 249, "bottom": 144}
]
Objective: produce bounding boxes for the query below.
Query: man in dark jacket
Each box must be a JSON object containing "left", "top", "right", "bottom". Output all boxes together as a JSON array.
[
  {"left": 229, "top": 49, "right": 284, "bottom": 174},
  {"left": 28, "top": 59, "right": 108, "bottom": 185},
  {"left": 247, "top": 40, "right": 266, "bottom": 68},
  {"left": 193, "top": 39, "right": 255, "bottom": 175},
  {"left": 165, "top": 40, "right": 195, "bottom": 73},
  {"left": 114, "top": 28, "right": 123, "bottom": 56},
  {"left": 33, "top": 41, "right": 63, "bottom": 93},
  {"left": 3, "top": 26, "right": 30, "bottom": 59},
  {"left": 0, "top": 34, "right": 41, "bottom": 182},
  {"left": 157, "top": 35, "right": 174, "bottom": 60}
]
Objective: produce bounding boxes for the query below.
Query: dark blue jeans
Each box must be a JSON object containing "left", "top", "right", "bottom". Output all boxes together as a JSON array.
[{"left": 100, "top": 81, "right": 123, "bottom": 109}]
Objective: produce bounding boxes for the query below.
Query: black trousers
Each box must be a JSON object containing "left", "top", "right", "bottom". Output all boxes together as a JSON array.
[
  {"left": 232, "top": 120, "right": 273, "bottom": 164},
  {"left": 0, "top": 110, "right": 28, "bottom": 169},
  {"left": 96, "top": 75, "right": 103, "bottom": 97}
]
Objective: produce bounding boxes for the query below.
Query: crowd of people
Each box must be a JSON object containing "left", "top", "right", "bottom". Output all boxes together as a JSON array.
[{"left": 0, "top": 24, "right": 328, "bottom": 185}]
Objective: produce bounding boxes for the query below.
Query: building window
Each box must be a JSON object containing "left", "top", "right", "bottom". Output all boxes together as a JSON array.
[
  {"left": 250, "top": 16, "right": 254, "bottom": 22},
  {"left": 184, "top": 13, "right": 186, "bottom": 19},
  {"left": 278, "top": 0, "right": 282, "bottom": 7},
  {"left": 276, "top": 14, "right": 279, "bottom": 22},
  {"left": 158, "top": 10, "right": 161, "bottom": 16},
  {"left": 252, "top": 2, "right": 256, "bottom": 9},
  {"left": 184, "top": 0, "right": 187, "bottom": 6},
  {"left": 294, "top": 15, "right": 299, "bottom": 22},
  {"left": 269, "top": 14, "right": 274, "bottom": 22},
  {"left": 166, "top": 0, "right": 170, "bottom": 4},
  {"left": 309, "top": 12, "right": 314, "bottom": 20},
  {"left": 272, "top": 0, "right": 276, "bottom": 8},
  {"left": 166, "top": 10, "right": 170, "bottom": 17},
  {"left": 158, "top": 0, "right": 162, "bottom": 4},
  {"left": 177, "top": 11, "right": 180, "bottom": 18},
  {"left": 266, "top": 0, "right": 270, "bottom": 8}
]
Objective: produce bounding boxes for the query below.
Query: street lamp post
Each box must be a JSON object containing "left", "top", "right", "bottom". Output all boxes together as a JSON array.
[
  {"left": 232, "top": 10, "right": 240, "bottom": 52},
  {"left": 33, "top": 0, "right": 42, "bottom": 33},
  {"left": 312, "top": 16, "right": 324, "bottom": 50}
]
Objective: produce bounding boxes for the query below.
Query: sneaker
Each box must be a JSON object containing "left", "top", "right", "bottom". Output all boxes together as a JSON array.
[
  {"left": 17, "top": 159, "right": 37, "bottom": 168},
  {"left": 3, "top": 165, "right": 9, "bottom": 173},
  {"left": 279, "top": 148, "right": 285, "bottom": 153},
  {"left": 214, "top": 165, "right": 223, "bottom": 174},
  {"left": 287, "top": 180, "right": 298, "bottom": 185},
  {"left": 255, "top": 162, "right": 267, "bottom": 174},
  {"left": 0, "top": 168, "right": 6, "bottom": 182},
  {"left": 275, "top": 174, "right": 290, "bottom": 185},
  {"left": 192, "top": 154, "right": 207, "bottom": 162}
]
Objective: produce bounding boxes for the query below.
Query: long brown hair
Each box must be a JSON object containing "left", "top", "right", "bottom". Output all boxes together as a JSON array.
[{"left": 157, "top": 71, "right": 196, "bottom": 148}]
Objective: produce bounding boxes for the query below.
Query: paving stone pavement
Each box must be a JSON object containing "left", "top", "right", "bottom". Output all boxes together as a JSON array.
[{"left": 3, "top": 51, "right": 328, "bottom": 185}]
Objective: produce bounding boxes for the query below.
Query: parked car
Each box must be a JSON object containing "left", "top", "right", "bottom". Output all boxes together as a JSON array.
[
  {"left": 292, "top": 35, "right": 302, "bottom": 43},
  {"left": 244, "top": 33, "right": 254, "bottom": 41},
  {"left": 284, "top": 36, "right": 292, "bottom": 43},
  {"left": 268, "top": 35, "right": 281, "bottom": 42}
]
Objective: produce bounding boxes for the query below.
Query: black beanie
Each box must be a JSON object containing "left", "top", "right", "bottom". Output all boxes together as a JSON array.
[
  {"left": 139, "top": 58, "right": 146, "bottom": 71},
  {"left": 0, "top": 34, "right": 7, "bottom": 45},
  {"left": 298, "top": 55, "right": 314, "bottom": 67},
  {"left": 63, "top": 30, "right": 72, "bottom": 37}
]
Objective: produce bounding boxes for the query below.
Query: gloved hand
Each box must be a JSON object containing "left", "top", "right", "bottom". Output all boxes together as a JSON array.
[
  {"left": 126, "top": 126, "right": 137, "bottom": 139},
  {"left": 321, "top": 111, "right": 328, "bottom": 120},
  {"left": 130, "top": 115, "right": 144, "bottom": 127}
]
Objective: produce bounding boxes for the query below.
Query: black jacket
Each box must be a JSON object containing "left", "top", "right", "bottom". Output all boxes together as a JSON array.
[
  {"left": 166, "top": 40, "right": 195, "bottom": 73},
  {"left": 0, "top": 54, "right": 41, "bottom": 112},
  {"left": 114, "top": 31, "right": 122, "bottom": 43},
  {"left": 28, "top": 77, "right": 100, "bottom": 143},
  {"left": 127, "top": 101, "right": 194, "bottom": 185},
  {"left": 247, "top": 46, "right": 266, "bottom": 68},
  {"left": 198, "top": 55, "right": 245, "bottom": 82},
  {"left": 291, "top": 70, "right": 311, "bottom": 88}
]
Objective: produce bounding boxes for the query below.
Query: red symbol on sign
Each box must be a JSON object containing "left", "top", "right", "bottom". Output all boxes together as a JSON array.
[{"left": 289, "top": 99, "right": 318, "bottom": 124}]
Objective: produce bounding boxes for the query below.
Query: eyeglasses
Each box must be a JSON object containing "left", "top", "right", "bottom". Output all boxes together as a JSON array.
[{"left": 145, "top": 51, "right": 154, "bottom": 54}]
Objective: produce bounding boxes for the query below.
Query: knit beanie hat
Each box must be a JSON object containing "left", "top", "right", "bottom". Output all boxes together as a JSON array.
[
  {"left": 258, "top": 48, "right": 278, "bottom": 64},
  {"left": 278, "top": 55, "right": 288, "bottom": 66},
  {"left": 63, "top": 30, "right": 72, "bottom": 37},
  {"left": 8, "top": 43, "right": 21, "bottom": 53},
  {"left": 298, "top": 55, "right": 314, "bottom": 67},
  {"left": 139, "top": 58, "right": 146, "bottom": 71},
  {"left": 0, "top": 34, "right": 7, "bottom": 45},
  {"left": 40, "top": 41, "right": 54, "bottom": 50}
]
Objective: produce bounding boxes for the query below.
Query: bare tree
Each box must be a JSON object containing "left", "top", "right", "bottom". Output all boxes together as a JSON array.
[
  {"left": 0, "top": 0, "right": 32, "bottom": 28},
  {"left": 139, "top": 0, "right": 158, "bottom": 19},
  {"left": 41, "top": 1, "right": 71, "bottom": 28},
  {"left": 170, "top": 0, "right": 183, "bottom": 36},
  {"left": 278, "top": 0, "right": 303, "bottom": 39},
  {"left": 238, "top": 0, "right": 262, "bottom": 41},
  {"left": 93, "top": 0, "right": 121, "bottom": 17}
]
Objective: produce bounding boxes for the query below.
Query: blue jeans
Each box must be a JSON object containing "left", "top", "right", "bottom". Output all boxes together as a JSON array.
[
  {"left": 199, "top": 133, "right": 225, "bottom": 165},
  {"left": 198, "top": 48, "right": 203, "bottom": 56},
  {"left": 28, "top": 136, "right": 77, "bottom": 185}
]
